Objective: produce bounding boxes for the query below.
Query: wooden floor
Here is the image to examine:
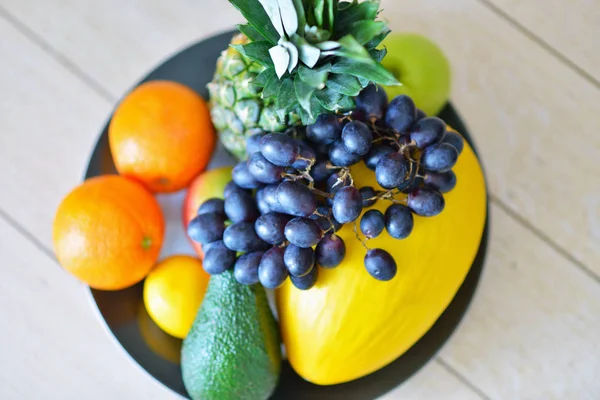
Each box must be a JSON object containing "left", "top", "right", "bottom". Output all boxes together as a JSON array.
[{"left": 1, "top": 0, "right": 599, "bottom": 399}]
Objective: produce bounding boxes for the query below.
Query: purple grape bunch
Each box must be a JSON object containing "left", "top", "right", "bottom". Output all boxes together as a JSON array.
[{"left": 188, "top": 85, "right": 464, "bottom": 289}]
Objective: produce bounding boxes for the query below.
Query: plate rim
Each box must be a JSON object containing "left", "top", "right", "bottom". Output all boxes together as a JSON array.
[{"left": 83, "top": 29, "right": 490, "bottom": 400}]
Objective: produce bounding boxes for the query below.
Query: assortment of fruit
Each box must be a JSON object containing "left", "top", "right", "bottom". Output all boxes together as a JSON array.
[
  {"left": 51, "top": 1, "right": 489, "bottom": 399},
  {"left": 209, "top": 0, "right": 399, "bottom": 159},
  {"left": 188, "top": 87, "right": 464, "bottom": 289},
  {"left": 53, "top": 80, "right": 214, "bottom": 339}
]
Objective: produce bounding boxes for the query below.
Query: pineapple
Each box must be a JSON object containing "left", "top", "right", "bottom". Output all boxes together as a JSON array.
[
  {"left": 208, "top": 34, "right": 301, "bottom": 159},
  {"left": 209, "top": 0, "right": 399, "bottom": 160}
]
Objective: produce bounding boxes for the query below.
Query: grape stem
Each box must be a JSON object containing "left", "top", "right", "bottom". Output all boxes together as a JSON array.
[
  {"left": 313, "top": 209, "right": 327, "bottom": 218},
  {"left": 368, "top": 119, "right": 421, "bottom": 158},
  {"left": 334, "top": 168, "right": 353, "bottom": 188},
  {"left": 284, "top": 173, "right": 304, "bottom": 182},
  {"left": 309, "top": 187, "right": 334, "bottom": 199},
  {"left": 284, "top": 170, "right": 315, "bottom": 184},
  {"left": 353, "top": 221, "right": 370, "bottom": 251},
  {"left": 285, "top": 110, "right": 417, "bottom": 211},
  {"left": 372, "top": 135, "right": 400, "bottom": 147},
  {"left": 297, "top": 156, "right": 316, "bottom": 170},
  {"left": 312, "top": 211, "right": 339, "bottom": 235},
  {"left": 365, "top": 190, "right": 408, "bottom": 204}
]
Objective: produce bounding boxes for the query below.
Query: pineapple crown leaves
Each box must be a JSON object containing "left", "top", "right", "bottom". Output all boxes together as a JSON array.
[{"left": 228, "top": 0, "right": 401, "bottom": 125}]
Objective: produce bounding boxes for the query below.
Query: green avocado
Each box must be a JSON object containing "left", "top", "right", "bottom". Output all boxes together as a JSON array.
[{"left": 181, "top": 270, "right": 281, "bottom": 400}]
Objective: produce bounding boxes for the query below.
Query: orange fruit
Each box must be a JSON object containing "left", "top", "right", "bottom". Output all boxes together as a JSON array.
[
  {"left": 53, "top": 175, "right": 164, "bottom": 290},
  {"left": 109, "top": 80, "right": 215, "bottom": 193}
]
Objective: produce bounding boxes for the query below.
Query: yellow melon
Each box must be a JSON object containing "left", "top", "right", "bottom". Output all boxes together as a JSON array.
[{"left": 276, "top": 130, "right": 486, "bottom": 385}]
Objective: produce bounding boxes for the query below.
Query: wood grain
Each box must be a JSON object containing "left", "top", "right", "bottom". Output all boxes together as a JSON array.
[
  {"left": 440, "top": 205, "right": 600, "bottom": 399},
  {"left": 0, "top": 218, "right": 175, "bottom": 399},
  {"left": 1, "top": 0, "right": 600, "bottom": 399},
  {"left": 0, "top": 17, "right": 111, "bottom": 249},
  {"left": 483, "top": 0, "right": 600, "bottom": 83},
  {"left": 1, "top": 0, "right": 244, "bottom": 98},
  {"left": 3, "top": 0, "right": 599, "bottom": 275}
]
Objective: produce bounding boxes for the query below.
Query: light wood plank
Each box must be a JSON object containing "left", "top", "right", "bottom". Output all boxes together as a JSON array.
[
  {"left": 3, "top": 0, "right": 599, "bottom": 275},
  {"left": 1, "top": 0, "right": 244, "bottom": 97},
  {"left": 438, "top": 204, "right": 600, "bottom": 399},
  {"left": 0, "top": 219, "right": 176, "bottom": 399},
  {"left": 484, "top": 0, "right": 600, "bottom": 83},
  {"left": 0, "top": 16, "right": 112, "bottom": 249}
]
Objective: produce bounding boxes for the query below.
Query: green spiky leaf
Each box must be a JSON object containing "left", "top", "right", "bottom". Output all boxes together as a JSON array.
[
  {"left": 325, "top": 0, "right": 337, "bottom": 32},
  {"left": 298, "top": 108, "right": 311, "bottom": 125},
  {"left": 279, "top": 40, "right": 300, "bottom": 73},
  {"left": 331, "top": 59, "right": 399, "bottom": 86},
  {"left": 366, "top": 28, "right": 391, "bottom": 49},
  {"left": 269, "top": 45, "right": 291, "bottom": 78},
  {"left": 291, "top": 0, "right": 306, "bottom": 35},
  {"left": 369, "top": 47, "right": 387, "bottom": 63},
  {"left": 277, "top": 78, "right": 296, "bottom": 112},
  {"left": 348, "top": 20, "right": 387, "bottom": 45},
  {"left": 314, "top": 0, "right": 325, "bottom": 28},
  {"left": 258, "top": 0, "right": 285, "bottom": 37},
  {"left": 311, "top": 95, "right": 327, "bottom": 116},
  {"left": 304, "top": 25, "right": 332, "bottom": 43},
  {"left": 316, "top": 41, "right": 340, "bottom": 50},
  {"left": 299, "top": 96, "right": 326, "bottom": 124},
  {"left": 235, "top": 0, "right": 396, "bottom": 127},
  {"left": 229, "top": 0, "right": 280, "bottom": 44},
  {"left": 326, "top": 73, "right": 362, "bottom": 96},
  {"left": 357, "top": 76, "right": 370, "bottom": 87},
  {"left": 338, "top": 1, "right": 353, "bottom": 11},
  {"left": 298, "top": 63, "right": 331, "bottom": 89},
  {"left": 237, "top": 24, "right": 266, "bottom": 42},
  {"left": 314, "top": 86, "right": 342, "bottom": 110},
  {"left": 275, "top": 107, "right": 287, "bottom": 122},
  {"left": 231, "top": 41, "right": 274, "bottom": 67},
  {"left": 278, "top": 0, "right": 299, "bottom": 36},
  {"left": 263, "top": 74, "right": 285, "bottom": 98},
  {"left": 290, "top": 34, "right": 321, "bottom": 68},
  {"left": 335, "top": 0, "right": 380, "bottom": 37},
  {"left": 253, "top": 68, "right": 277, "bottom": 88},
  {"left": 333, "top": 34, "right": 373, "bottom": 62},
  {"left": 294, "top": 79, "right": 316, "bottom": 115},
  {"left": 313, "top": 88, "right": 354, "bottom": 113},
  {"left": 336, "top": 94, "right": 355, "bottom": 110}
]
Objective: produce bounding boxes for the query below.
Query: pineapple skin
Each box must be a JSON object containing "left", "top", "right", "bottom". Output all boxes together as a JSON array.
[{"left": 208, "top": 34, "right": 300, "bottom": 160}]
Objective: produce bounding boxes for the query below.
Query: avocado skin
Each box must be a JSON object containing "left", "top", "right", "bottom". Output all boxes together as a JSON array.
[{"left": 181, "top": 270, "right": 281, "bottom": 400}]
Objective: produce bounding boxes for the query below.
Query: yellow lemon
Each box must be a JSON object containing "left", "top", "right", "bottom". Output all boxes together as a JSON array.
[
  {"left": 143, "top": 255, "right": 209, "bottom": 339},
  {"left": 277, "top": 129, "right": 487, "bottom": 385}
]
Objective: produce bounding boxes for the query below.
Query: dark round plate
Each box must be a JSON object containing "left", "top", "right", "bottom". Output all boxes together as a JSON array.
[{"left": 85, "top": 30, "right": 489, "bottom": 400}]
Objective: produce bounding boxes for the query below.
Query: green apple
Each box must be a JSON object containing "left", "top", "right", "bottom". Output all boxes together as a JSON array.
[{"left": 381, "top": 33, "right": 451, "bottom": 116}]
